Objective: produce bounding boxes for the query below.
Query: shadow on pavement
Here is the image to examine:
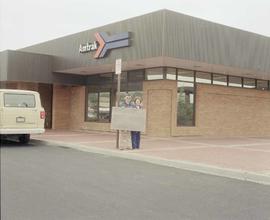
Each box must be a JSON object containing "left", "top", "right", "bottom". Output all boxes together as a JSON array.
[{"left": 0, "top": 139, "right": 37, "bottom": 148}]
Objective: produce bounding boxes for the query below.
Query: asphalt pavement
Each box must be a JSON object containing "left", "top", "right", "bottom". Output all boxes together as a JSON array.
[{"left": 1, "top": 140, "right": 270, "bottom": 220}]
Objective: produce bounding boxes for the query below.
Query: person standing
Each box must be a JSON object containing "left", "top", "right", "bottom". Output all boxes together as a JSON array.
[
  {"left": 131, "top": 97, "right": 142, "bottom": 149},
  {"left": 119, "top": 94, "right": 133, "bottom": 150}
]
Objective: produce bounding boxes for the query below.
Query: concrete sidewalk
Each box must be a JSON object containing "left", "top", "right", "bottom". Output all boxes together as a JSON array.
[{"left": 32, "top": 130, "right": 270, "bottom": 185}]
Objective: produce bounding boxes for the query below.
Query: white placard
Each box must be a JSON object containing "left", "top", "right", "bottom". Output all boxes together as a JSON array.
[
  {"left": 111, "top": 107, "right": 146, "bottom": 132},
  {"left": 115, "top": 59, "right": 122, "bottom": 75}
]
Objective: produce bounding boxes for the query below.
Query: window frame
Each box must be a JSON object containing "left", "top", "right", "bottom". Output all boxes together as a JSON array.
[
  {"left": 177, "top": 68, "right": 196, "bottom": 127},
  {"left": 228, "top": 76, "right": 243, "bottom": 88},
  {"left": 256, "top": 79, "right": 270, "bottom": 91},
  {"left": 195, "top": 71, "right": 212, "bottom": 84},
  {"left": 243, "top": 77, "right": 256, "bottom": 89},
  {"left": 165, "top": 67, "right": 177, "bottom": 80},
  {"left": 212, "top": 73, "right": 228, "bottom": 86},
  {"left": 145, "top": 67, "right": 165, "bottom": 81},
  {"left": 85, "top": 88, "right": 112, "bottom": 123}
]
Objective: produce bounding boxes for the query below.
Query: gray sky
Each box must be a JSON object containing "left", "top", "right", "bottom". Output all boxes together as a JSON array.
[{"left": 0, "top": 0, "right": 270, "bottom": 51}]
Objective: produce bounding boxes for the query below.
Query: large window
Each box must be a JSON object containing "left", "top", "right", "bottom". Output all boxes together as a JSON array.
[
  {"left": 86, "top": 91, "right": 111, "bottom": 122},
  {"left": 177, "top": 69, "right": 195, "bottom": 126},
  {"left": 86, "top": 70, "right": 144, "bottom": 122}
]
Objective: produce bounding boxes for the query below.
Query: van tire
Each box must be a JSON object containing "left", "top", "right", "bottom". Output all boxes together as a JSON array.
[{"left": 19, "top": 134, "right": 30, "bottom": 144}]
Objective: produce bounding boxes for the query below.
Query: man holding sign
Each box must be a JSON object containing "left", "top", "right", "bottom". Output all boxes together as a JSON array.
[
  {"left": 131, "top": 97, "right": 143, "bottom": 149},
  {"left": 111, "top": 96, "right": 146, "bottom": 150},
  {"left": 113, "top": 58, "right": 146, "bottom": 150}
]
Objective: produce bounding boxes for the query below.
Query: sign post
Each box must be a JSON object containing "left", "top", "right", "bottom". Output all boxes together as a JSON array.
[{"left": 115, "top": 59, "right": 122, "bottom": 149}]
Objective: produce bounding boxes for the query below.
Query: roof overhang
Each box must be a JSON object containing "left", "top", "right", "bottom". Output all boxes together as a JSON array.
[{"left": 54, "top": 56, "right": 270, "bottom": 81}]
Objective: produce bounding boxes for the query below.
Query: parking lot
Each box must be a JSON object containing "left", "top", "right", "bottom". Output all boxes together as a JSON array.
[{"left": 1, "top": 139, "right": 270, "bottom": 220}]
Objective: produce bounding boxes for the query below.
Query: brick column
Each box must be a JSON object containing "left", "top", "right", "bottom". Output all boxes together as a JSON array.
[
  {"left": 143, "top": 80, "right": 177, "bottom": 137},
  {"left": 70, "top": 86, "right": 86, "bottom": 130},
  {"left": 52, "top": 84, "right": 71, "bottom": 129}
]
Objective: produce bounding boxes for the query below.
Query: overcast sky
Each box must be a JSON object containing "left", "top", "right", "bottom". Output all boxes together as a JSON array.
[{"left": 0, "top": 0, "right": 270, "bottom": 51}]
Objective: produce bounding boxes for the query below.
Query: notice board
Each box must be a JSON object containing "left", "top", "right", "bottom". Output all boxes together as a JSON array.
[{"left": 110, "top": 107, "right": 146, "bottom": 132}]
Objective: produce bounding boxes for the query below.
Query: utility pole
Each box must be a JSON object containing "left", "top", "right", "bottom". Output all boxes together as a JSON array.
[{"left": 115, "top": 58, "right": 122, "bottom": 149}]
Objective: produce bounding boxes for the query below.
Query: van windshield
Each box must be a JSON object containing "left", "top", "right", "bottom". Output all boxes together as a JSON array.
[{"left": 4, "top": 93, "right": 36, "bottom": 108}]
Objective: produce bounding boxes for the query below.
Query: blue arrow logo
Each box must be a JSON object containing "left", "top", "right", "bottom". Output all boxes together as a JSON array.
[{"left": 94, "top": 32, "right": 131, "bottom": 58}]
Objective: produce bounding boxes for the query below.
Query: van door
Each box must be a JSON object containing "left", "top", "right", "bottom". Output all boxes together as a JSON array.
[{"left": 2, "top": 93, "right": 38, "bottom": 129}]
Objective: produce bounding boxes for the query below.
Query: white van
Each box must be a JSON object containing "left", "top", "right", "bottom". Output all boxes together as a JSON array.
[{"left": 0, "top": 89, "right": 45, "bottom": 144}]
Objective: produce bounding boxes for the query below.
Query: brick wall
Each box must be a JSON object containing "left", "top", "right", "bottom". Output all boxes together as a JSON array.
[
  {"left": 52, "top": 85, "right": 71, "bottom": 129},
  {"left": 0, "top": 81, "right": 20, "bottom": 89},
  {"left": 143, "top": 80, "right": 270, "bottom": 137},
  {"left": 2, "top": 81, "right": 38, "bottom": 91},
  {"left": 172, "top": 84, "right": 270, "bottom": 137},
  {"left": 38, "top": 83, "right": 53, "bottom": 128},
  {"left": 17, "top": 82, "right": 39, "bottom": 91}
]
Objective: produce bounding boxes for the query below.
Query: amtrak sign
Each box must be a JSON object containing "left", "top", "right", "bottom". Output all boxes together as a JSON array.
[
  {"left": 79, "top": 42, "right": 98, "bottom": 53},
  {"left": 79, "top": 32, "right": 131, "bottom": 59}
]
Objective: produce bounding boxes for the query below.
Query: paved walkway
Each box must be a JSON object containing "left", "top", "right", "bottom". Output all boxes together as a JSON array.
[{"left": 32, "top": 130, "right": 270, "bottom": 185}]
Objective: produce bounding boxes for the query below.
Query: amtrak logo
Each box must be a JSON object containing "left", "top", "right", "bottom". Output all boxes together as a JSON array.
[{"left": 79, "top": 32, "right": 131, "bottom": 59}]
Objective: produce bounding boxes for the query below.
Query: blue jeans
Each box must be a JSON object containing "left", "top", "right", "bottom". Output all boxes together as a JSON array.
[{"left": 131, "top": 131, "right": 140, "bottom": 149}]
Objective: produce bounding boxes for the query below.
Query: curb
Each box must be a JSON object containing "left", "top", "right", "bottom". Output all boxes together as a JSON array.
[{"left": 32, "top": 139, "right": 270, "bottom": 186}]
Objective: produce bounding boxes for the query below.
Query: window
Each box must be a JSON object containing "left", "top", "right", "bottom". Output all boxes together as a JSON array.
[
  {"left": 86, "top": 69, "right": 144, "bottom": 122},
  {"left": 228, "top": 76, "right": 242, "bottom": 87},
  {"left": 87, "top": 93, "right": 98, "bottom": 120},
  {"left": 98, "top": 92, "right": 110, "bottom": 121},
  {"left": 127, "top": 70, "right": 144, "bottom": 91},
  {"left": 99, "top": 73, "right": 113, "bottom": 84},
  {"left": 177, "top": 69, "right": 195, "bottom": 127},
  {"left": 196, "top": 72, "right": 211, "bottom": 84},
  {"left": 178, "top": 69, "right": 194, "bottom": 82},
  {"left": 4, "top": 93, "right": 35, "bottom": 108},
  {"left": 165, "top": 68, "right": 177, "bottom": 80},
  {"left": 87, "top": 73, "right": 113, "bottom": 85},
  {"left": 128, "top": 70, "right": 145, "bottom": 82},
  {"left": 145, "top": 68, "right": 164, "bottom": 80},
  {"left": 257, "top": 80, "right": 269, "bottom": 91},
  {"left": 113, "top": 71, "right": 127, "bottom": 84},
  {"left": 177, "top": 82, "right": 195, "bottom": 126},
  {"left": 86, "top": 91, "right": 111, "bottom": 122},
  {"left": 213, "top": 74, "right": 227, "bottom": 86},
  {"left": 243, "top": 78, "right": 256, "bottom": 89},
  {"left": 113, "top": 71, "right": 128, "bottom": 91}
]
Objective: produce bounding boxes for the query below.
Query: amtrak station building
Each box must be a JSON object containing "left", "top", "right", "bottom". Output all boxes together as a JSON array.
[{"left": 1, "top": 10, "right": 270, "bottom": 137}]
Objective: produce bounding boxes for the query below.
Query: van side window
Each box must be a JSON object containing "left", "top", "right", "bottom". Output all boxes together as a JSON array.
[{"left": 4, "top": 93, "right": 36, "bottom": 108}]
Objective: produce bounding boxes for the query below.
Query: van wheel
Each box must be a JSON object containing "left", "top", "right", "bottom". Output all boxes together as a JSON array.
[{"left": 19, "top": 134, "right": 30, "bottom": 144}]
